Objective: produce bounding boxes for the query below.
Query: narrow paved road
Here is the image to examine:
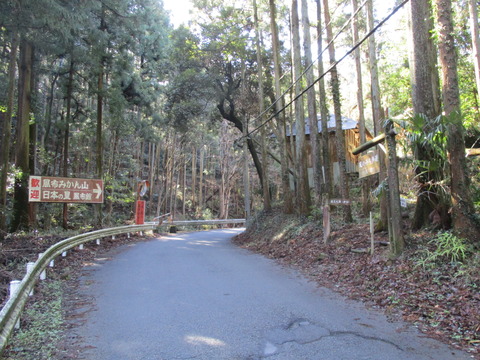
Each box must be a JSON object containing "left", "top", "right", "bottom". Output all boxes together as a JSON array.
[{"left": 72, "top": 229, "right": 470, "bottom": 360}]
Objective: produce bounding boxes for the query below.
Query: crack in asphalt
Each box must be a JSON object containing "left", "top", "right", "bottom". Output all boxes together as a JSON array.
[
  {"left": 261, "top": 318, "right": 404, "bottom": 358},
  {"left": 330, "top": 331, "right": 404, "bottom": 351}
]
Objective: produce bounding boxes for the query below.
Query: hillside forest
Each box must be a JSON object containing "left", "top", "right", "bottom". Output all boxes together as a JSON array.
[{"left": 0, "top": 0, "right": 479, "bottom": 256}]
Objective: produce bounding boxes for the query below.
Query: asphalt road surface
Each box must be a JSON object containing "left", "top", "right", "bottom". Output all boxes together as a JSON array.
[{"left": 73, "top": 229, "right": 471, "bottom": 360}]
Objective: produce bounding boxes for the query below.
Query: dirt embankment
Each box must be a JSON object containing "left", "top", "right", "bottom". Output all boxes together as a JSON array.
[{"left": 233, "top": 209, "right": 480, "bottom": 359}]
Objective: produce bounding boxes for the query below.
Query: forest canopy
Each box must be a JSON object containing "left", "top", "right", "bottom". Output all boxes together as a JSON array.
[{"left": 0, "top": 0, "right": 479, "bottom": 252}]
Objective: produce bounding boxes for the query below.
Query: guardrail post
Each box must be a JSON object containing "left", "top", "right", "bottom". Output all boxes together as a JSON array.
[
  {"left": 9, "top": 281, "right": 21, "bottom": 329},
  {"left": 0, "top": 223, "right": 161, "bottom": 356},
  {"left": 38, "top": 253, "right": 46, "bottom": 280},
  {"left": 112, "top": 235, "right": 115, "bottom": 240},
  {"left": 96, "top": 239, "right": 101, "bottom": 245},
  {"left": 127, "top": 233, "right": 130, "bottom": 238},
  {"left": 79, "top": 244, "right": 84, "bottom": 250}
]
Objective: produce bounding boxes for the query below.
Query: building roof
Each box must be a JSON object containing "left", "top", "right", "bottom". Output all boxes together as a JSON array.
[{"left": 286, "top": 115, "right": 358, "bottom": 137}]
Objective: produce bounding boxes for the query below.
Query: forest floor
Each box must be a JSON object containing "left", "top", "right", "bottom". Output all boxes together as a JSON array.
[
  {"left": 0, "top": 212, "right": 479, "bottom": 359},
  {"left": 233, "top": 208, "right": 480, "bottom": 359}
]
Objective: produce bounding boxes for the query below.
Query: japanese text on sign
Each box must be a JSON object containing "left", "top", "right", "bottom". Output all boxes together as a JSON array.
[
  {"left": 329, "top": 199, "right": 351, "bottom": 205},
  {"left": 28, "top": 176, "right": 104, "bottom": 203},
  {"left": 358, "top": 150, "right": 380, "bottom": 179}
]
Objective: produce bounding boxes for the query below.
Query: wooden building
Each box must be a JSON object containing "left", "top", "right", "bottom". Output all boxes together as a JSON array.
[{"left": 286, "top": 115, "right": 374, "bottom": 184}]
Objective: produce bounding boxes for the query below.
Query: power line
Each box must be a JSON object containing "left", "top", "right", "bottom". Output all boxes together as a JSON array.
[
  {"left": 239, "top": 0, "right": 410, "bottom": 142},
  {"left": 258, "top": 0, "right": 367, "bottom": 131}
]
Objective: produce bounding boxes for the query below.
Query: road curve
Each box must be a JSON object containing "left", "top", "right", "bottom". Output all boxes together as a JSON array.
[{"left": 72, "top": 229, "right": 470, "bottom": 360}]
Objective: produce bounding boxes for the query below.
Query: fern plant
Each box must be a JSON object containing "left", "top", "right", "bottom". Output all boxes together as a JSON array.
[
  {"left": 416, "top": 231, "right": 471, "bottom": 269},
  {"left": 429, "top": 231, "right": 470, "bottom": 263}
]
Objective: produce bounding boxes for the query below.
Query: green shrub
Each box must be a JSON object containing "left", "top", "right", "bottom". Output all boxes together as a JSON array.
[
  {"left": 416, "top": 231, "right": 471, "bottom": 269},
  {"left": 432, "top": 231, "right": 470, "bottom": 263}
]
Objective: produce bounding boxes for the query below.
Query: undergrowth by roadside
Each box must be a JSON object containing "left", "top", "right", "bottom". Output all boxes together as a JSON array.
[
  {"left": 0, "top": 232, "right": 153, "bottom": 360},
  {"left": 2, "top": 281, "right": 64, "bottom": 360},
  {"left": 1, "top": 216, "right": 478, "bottom": 359},
  {"left": 234, "top": 209, "right": 480, "bottom": 359}
]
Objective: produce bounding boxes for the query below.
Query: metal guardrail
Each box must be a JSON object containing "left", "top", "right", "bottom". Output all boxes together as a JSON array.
[
  {"left": 151, "top": 218, "right": 246, "bottom": 227},
  {"left": 0, "top": 218, "right": 245, "bottom": 354},
  {"left": 0, "top": 223, "right": 157, "bottom": 355}
]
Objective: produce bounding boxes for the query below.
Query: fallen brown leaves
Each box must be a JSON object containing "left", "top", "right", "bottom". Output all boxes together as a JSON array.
[{"left": 234, "top": 210, "right": 480, "bottom": 359}]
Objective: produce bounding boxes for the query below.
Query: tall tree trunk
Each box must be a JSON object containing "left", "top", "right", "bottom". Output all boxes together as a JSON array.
[
  {"left": 191, "top": 146, "right": 197, "bottom": 209},
  {"left": 269, "top": 0, "right": 293, "bottom": 213},
  {"left": 351, "top": 0, "right": 370, "bottom": 217},
  {"left": 0, "top": 32, "right": 18, "bottom": 233},
  {"left": 409, "top": 0, "right": 443, "bottom": 229},
  {"left": 301, "top": 0, "right": 321, "bottom": 203},
  {"left": 219, "top": 125, "right": 227, "bottom": 219},
  {"left": 29, "top": 65, "right": 38, "bottom": 227},
  {"left": 62, "top": 60, "right": 74, "bottom": 229},
  {"left": 316, "top": 0, "right": 333, "bottom": 199},
  {"left": 292, "top": 0, "right": 312, "bottom": 215},
  {"left": 198, "top": 145, "right": 204, "bottom": 214},
  {"left": 169, "top": 137, "right": 176, "bottom": 217},
  {"left": 95, "top": 4, "right": 106, "bottom": 227},
  {"left": 435, "top": 0, "right": 480, "bottom": 241},
  {"left": 182, "top": 154, "right": 186, "bottom": 216},
  {"left": 105, "top": 130, "right": 118, "bottom": 224},
  {"left": 217, "top": 100, "right": 264, "bottom": 190},
  {"left": 243, "top": 121, "right": 251, "bottom": 218},
  {"left": 11, "top": 38, "right": 33, "bottom": 231},
  {"left": 366, "top": 0, "right": 388, "bottom": 230},
  {"left": 42, "top": 73, "right": 59, "bottom": 160},
  {"left": 95, "top": 62, "right": 104, "bottom": 226},
  {"left": 469, "top": 0, "right": 480, "bottom": 97},
  {"left": 323, "top": 0, "right": 352, "bottom": 222},
  {"left": 253, "top": 0, "right": 271, "bottom": 211},
  {"left": 216, "top": 64, "right": 265, "bottom": 190},
  {"left": 148, "top": 142, "right": 157, "bottom": 216}
]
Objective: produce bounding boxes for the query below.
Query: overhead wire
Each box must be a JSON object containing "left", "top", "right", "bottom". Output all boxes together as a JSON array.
[
  {"left": 255, "top": 0, "right": 363, "bottom": 132},
  {"left": 238, "top": 0, "right": 410, "bottom": 142}
]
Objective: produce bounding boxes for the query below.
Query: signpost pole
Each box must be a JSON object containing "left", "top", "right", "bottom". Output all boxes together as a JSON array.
[
  {"left": 351, "top": 120, "right": 405, "bottom": 257},
  {"left": 323, "top": 202, "right": 331, "bottom": 244},
  {"left": 385, "top": 120, "right": 404, "bottom": 257}
]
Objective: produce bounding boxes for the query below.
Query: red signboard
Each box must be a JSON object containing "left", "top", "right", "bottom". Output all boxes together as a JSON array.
[
  {"left": 28, "top": 176, "right": 104, "bottom": 203},
  {"left": 135, "top": 200, "right": 145, "bottom": 224}
]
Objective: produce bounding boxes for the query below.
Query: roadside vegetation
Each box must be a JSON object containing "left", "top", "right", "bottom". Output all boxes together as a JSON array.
[
  {"left": 1, "top": 0, "right": 479, "bottom": 358},
  {"left": 234, "top": 208, "right": 480, "bottom": 358},
  {"left": 0, "top": 232, "right": 151, "bottom": 360}
]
